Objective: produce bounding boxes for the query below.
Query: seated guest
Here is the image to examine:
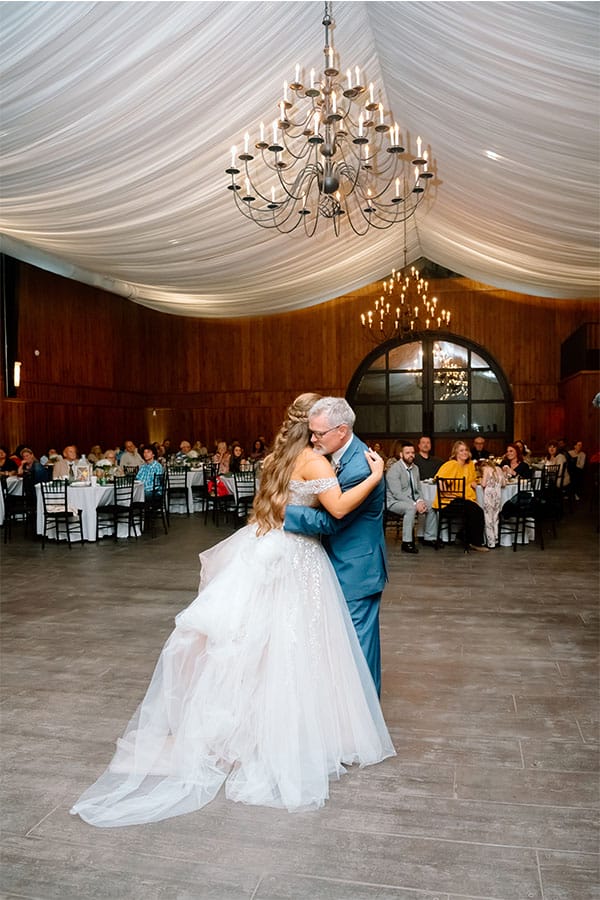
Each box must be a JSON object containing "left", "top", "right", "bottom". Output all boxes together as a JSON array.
[
  {"left": 10, "top": 445, "right": 26, "bottom": 468},
  {"left": 40, "top": 447, "right": 61, "bottom": 467},
  {"left": 386, "top": 441, "right": 438, "bottom": 553},
  {"left": 500, "top": 443, "right": 531, "bottom": 479},
  {"left": 213, "top": 440, "right": 231, "bottom": 474},
  {"left": 470, "top": 435, "right": 490, "bottom": 460},
  {"left": 18, "top": 448, "right": 50, "bottom": 484},
  {"left": 0, "top": 446, "right": 18, "bottom": 474},
  {"left": 192, "top": 440, "right": 208, "bottom": 457},
  {"left": 514, "top": 439, "right": 531, "bottom": 462},
  {"left": 433, "top": 441, "right": 488, "bottom": 551},
  {"left": 52, "top": 445, "right": 80, "bottom": 480},
  {"left": 175, "top": 440, "right": 192, "bottom": 462},
  {"left": 229, "top": 442, "right": 247, "bottom": 474},
  {"left": 249, "top": 438, "right": 267, "bottom": 462},
  {"left": 87, "top": 444, "right": 103, "bottom": 464},
  {"left": 542, "top": 440, "right": 570, "bottom": 487},
  {"left": 136, "top": 446, "right": 163, "bottom": 496},
  {"left": 152, "top": 443, "right": 167, "bottom": 466},
  {"left": 101, "top": 449, "right": 123, "bottom": 477},
  {"left": 480, "top": 459, "right": 505, "bottom": 549},
  {"left": 413, "top": 435, "right": 443, "bottom": 480},
  {"left": 384, "top": 439, "right": 403, "bottom": 472},
  {"left": 120, "top": 440, "right": 144, "bottom": 470},
  {"left": 567, "top": 440, "right": 586, "bottom": 499},
  {"left": 372, "top": 442, "right": 387, "bottom": 465}
]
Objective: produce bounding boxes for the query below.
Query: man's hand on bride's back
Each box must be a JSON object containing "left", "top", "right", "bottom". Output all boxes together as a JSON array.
[{"left": 364, "top": 449, "right": 384, "bottom": 481}]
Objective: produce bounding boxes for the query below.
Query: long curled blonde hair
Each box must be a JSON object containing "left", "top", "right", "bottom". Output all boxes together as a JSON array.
[{"left": 249, "top": 392, "right": 321, "bottom": 535}]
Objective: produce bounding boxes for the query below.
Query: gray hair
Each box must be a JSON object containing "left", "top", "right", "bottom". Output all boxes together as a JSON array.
[{"left": 309, "top": 397, "right": 355, "bottom": 430}]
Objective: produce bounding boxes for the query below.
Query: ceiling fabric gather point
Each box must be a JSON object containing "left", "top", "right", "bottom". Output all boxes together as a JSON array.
[{"left": 1, "top": 1, "right": 598, "bottom": 318}]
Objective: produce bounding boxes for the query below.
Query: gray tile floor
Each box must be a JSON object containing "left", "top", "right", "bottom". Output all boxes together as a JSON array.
[{"left": 1, "top": 506, "right": 598, "bottom": 900}]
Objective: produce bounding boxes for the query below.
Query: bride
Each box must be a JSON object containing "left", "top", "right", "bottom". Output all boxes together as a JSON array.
[{"left": 71, "top": 393, "right": 395, "bottom": 827}]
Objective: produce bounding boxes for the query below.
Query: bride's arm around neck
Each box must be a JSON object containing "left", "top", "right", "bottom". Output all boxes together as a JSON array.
[{"left": 295, "top": 447, "right": 384, "bottom": 520}]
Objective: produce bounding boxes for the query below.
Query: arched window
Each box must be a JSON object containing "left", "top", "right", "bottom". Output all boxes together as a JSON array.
[{"left": 347, "top": 334, "right": 512, "bottom": 442}]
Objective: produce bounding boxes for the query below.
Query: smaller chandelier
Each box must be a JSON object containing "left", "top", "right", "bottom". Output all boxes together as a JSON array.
[
  {"left": 226, "top": 2, "right": 432, "bottom": 237},
  {"left": 361, "top": 266, "right": 452, "bottom": 345}
]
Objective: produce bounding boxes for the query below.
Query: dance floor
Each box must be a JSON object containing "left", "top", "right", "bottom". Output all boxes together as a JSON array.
[{"left": 1, "top": 506, "right": 598, "bottom": 899}]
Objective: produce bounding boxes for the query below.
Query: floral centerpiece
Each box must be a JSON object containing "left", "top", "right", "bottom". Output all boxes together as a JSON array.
[
  {"left": 95, "top": 459, "right": 113, "bottom": 483},
  {"left": 186, "top": 450, "right": 200, "bottom": 468}
]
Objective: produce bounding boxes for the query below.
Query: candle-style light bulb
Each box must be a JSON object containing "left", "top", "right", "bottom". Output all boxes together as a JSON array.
[
  {"left": 244, "top": 133, "right": 249, "bottom": 154},
  {"left": 369, "top": 82, "right": 374, "bottom": 104},
  {"left": 231, "top": 146, "right": 236, "bottom": 167},
  {"left": 295, "top": 63, "right": 300, "bottom": 83},
  {"left": 310, "top": 68, "right": 315, "bottom": 89},
  {"left": 417, "top": 135, "right": 422, "bottom": 157},
  {"left": 379, "top": 102, "right": 384, "bottom": 125},
  {"left": 260, "top": 122, "right": 265, "bottom": 142},
  {"left": 346, "top": 68, "right": 352, "bottom": 89}
]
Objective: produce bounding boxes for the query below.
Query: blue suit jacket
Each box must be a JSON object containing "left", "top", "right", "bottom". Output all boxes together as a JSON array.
[{"left": 284, "top": 435, "right": 387, "bottom": 602}]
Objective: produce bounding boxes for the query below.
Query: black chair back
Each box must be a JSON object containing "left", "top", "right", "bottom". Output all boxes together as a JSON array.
[
  {"left": 435, "top": 477, "right": 467, "bottom": 548},
  {"left": 40, "top": 479, "right": 83, "bottom": 548}
]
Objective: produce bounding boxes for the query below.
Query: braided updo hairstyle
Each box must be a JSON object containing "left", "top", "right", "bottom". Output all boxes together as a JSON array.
[{"left": 250, "top": 392, "right": 321, "bottom": 535}]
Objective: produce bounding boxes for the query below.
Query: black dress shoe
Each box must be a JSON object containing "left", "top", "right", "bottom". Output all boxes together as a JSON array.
[
  {"left": 421, "top": 540, "right": 438, "bottom": 548},
  {"left": 401, "top": 542, "right": 419, "bottom": 554}
]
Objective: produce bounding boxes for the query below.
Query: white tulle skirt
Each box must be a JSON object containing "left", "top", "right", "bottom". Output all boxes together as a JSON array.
[{"left": 70, "top": 526, "right": 395, "bottom": 827}]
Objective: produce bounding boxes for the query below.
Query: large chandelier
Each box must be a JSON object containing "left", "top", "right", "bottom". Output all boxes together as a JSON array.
[
  {"left": 360, "top": 214, "right": 452, "bottom": 344},
  {"left": 225, "top": 2, "right": 433, "bottom": 236}
]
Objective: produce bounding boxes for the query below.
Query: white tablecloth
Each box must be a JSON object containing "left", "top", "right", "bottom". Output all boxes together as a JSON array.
[
  {"left": 36, "top": 481, "right": 145, "bottom": 541},
  {"left": 420, "top": 480, "right": 534, "bottom": 546},
  {"left": 0, "top": 476, "right": 23, "bottom": 526}
]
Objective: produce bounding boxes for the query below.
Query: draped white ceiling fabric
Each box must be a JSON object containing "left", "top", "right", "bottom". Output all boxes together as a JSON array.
[{"left": 1, "top": 1, "right": 598, "bottom": 317}]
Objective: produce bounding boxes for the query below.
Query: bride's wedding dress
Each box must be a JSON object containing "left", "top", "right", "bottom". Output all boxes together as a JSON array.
[{"left": 71, "top": 479, "right": 395, "bottom": 827}]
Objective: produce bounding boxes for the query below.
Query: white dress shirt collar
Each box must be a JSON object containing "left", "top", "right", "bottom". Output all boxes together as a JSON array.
[{"left": 331, "top": 434, "right": 354, "bottom": 470}]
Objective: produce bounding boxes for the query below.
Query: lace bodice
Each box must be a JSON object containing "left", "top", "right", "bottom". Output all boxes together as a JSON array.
[{"left": 288, "top": 478, "right": 337, "bottom": 508}]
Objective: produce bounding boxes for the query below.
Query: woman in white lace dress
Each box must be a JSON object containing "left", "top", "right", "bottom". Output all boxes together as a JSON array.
[
  {"left": 71, "top": 394, "right": 394, "bottom": 827},
  {"left": 480, "top": 459, "right": 506, "bottom": 548}
]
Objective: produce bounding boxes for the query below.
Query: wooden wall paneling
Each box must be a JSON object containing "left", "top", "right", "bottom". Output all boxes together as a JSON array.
[
  {"left": 4, "top": 259, "right": 597, "bottom": 457},
  {"left": 560, "top": 372, "right": 600, "bottom": 455}
]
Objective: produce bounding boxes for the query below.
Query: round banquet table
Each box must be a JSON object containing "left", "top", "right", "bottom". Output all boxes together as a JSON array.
[
  {"left": 419, "top": 480, "right": 534, "bottom": 546},
  {"left": 35, "top": 481, "right": 145, "bottom": 541}
]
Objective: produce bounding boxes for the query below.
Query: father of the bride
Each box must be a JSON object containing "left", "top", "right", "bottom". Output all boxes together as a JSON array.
[{"left": 284, "top": 396, "right": 387, "bottom": 694}]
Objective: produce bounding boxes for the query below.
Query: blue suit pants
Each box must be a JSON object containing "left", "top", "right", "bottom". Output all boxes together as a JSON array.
[{"left": 346, "top": 593, "right": 382, "bottom": 696}]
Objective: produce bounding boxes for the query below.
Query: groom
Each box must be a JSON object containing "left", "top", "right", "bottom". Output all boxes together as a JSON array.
[{"left": 284, "top": 397, "right": 387, "bottom": 694}]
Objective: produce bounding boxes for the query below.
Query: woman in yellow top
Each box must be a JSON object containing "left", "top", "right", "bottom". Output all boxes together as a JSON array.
[{"left": 433, "top": 440, "right": 489, "bottom": 551}]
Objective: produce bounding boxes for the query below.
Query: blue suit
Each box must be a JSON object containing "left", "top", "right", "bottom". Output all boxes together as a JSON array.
[{"left": 284, "top": 435, "right": 387, "bottom": 693}]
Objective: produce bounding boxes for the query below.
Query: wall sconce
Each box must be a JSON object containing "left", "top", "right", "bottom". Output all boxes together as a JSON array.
[
  {"left": 152, "top": 408, "right": 157, "bottom": 417},
  {"left": 13, "top": 361, "right": 22, "bottom": 388}
]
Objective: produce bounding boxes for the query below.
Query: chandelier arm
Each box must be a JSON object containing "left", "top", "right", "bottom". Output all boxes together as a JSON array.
[
  {"left": 234, "top": 197, "right": 306, "bottom": 234},
  {"left": 278, "top": 161, "right": 322, "bottom": 202}
]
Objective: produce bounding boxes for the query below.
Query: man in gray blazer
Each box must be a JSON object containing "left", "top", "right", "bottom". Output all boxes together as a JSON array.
[
  {"left": 386, "top": 441, "right": 438, "bottom": 553},
  {"left": 284, "top": 397, "right": 387, "bottom": 695}
]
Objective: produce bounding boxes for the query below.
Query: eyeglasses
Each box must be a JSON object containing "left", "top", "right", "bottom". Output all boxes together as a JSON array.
[{"left": 310, "top": 425, "right": 342, "bottom": 439}]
